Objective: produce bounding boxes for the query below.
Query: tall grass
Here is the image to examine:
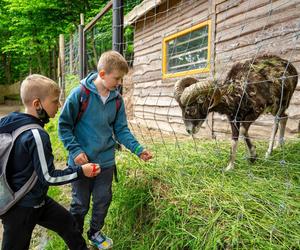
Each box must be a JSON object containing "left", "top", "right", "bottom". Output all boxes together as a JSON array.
[
  {"left": 44, "top": 74, "right": 300, "bottom": 249},
  {"left": 45, "top": 136, "right": 300, "bottom": 249}
]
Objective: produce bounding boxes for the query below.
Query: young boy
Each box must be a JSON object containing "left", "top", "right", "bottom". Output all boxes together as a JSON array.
[
  {"left": 58, "top": 51, "right": 152, "bottom": 249},
  {"left": 0, "top": 74, "right": 100, "bottom": 250}
]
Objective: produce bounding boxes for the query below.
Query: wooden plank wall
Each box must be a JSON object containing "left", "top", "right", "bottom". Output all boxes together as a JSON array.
[
  {"left": 131, "top": 0, "right": 213, "bottom": 138},
  {"left": 214, "top": 0, "right": 300, "bottom": 138},
  {"left": 130, "top": 0, "right": 300, "bottom": 139}
]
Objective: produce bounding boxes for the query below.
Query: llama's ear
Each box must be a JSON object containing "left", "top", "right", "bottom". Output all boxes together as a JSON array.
[{"left": 208, "top": 88, "right": 221, "bottom": 110}]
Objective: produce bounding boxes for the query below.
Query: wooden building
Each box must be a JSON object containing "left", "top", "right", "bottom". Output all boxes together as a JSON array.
[{"left": 125, "top": 0, "right": 300, "bottom": 138}]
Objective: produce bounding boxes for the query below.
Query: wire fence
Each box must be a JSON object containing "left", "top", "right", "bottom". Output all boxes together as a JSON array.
[
  {"left": 64, "top": 31, "right": 80, "bottom": 77},
  {"left": 61, "top": 0, "right": 300, "bottom": 171}
]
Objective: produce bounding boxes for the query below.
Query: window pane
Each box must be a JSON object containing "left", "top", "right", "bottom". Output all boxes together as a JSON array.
[
  {"left": 168, "top": 36, "right": 208, "bottom": 57},
  {"left": 166, "top": 24, "right": 209, "bottom": 74}
]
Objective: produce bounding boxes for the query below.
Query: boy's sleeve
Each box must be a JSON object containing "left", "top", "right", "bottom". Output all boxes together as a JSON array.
[
  {"left": 58, "top": 88, "right": 84, "bottom": 160},
  {"left": 29, "top": 129, "right": 83, "bottom": 186},
  {"left": 113, "top": 98, "right": 144, "bottom": 156}
]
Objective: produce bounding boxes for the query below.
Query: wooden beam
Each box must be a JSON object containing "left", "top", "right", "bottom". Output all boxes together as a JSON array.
[{"left": 84, "top": 1, "right": 113, "bottom": 32}]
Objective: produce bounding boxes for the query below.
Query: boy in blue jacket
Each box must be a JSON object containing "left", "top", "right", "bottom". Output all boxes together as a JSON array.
[
  {"left": 58, "top": 51, "right": 152, "bottom": 249},
  {"left": 0, "top": 74, "right": 100, "bottom": 250}
]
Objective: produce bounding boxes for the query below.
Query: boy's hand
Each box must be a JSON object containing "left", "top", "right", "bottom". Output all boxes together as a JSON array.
[
  {"left": 139, "top": 150, "right": 152, "bottom": 161},
  {"left": 82, "top": 163, "right": 101, "bottom": 178},
  {"left": 74, "top": 152, "right": 89, "bottom": 165}
]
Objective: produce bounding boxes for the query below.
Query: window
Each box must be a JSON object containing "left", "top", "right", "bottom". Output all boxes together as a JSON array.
[{"left": 162, "top": 20, "right": 211, "bottom": 78}]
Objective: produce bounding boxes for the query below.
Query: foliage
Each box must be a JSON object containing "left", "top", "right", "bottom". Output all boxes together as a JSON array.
[
  {"left": 0, "top": 0, "right": 140, "bottom": 85},
  {"left": 85, "top": 0, "right": 143, "bottom": 71}
]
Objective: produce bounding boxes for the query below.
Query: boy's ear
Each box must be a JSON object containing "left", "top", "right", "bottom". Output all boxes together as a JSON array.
[
  {"left": 99, "top": 70, "right": 105, "bottom": 79},
  {"left": 32, "top": 98, "right": 40, "bottom": 109}
]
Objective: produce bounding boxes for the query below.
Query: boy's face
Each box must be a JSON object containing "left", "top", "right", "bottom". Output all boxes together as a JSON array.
[
  {"left": 100, "top": 69, "right": 125, "bottom": 91},
  {"left": 37, "top": 93, "right": 61, "bottom": 118}
]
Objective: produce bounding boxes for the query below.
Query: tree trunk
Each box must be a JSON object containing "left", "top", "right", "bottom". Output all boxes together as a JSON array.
[
  {"left": 49, "top": 48, "right": 52, "bottom": 79},
  {"left": 2, "top": 53, "right": 11, "bottom": 84},
  {"left": 36, "top": 53, "right": 46, "bottom": 76},
  {"left": 91, "top": 30, "right": 98, "bottom": 69},
  {"left": 52, "top": 45, "right": 57, "bottom": 81},
  {"left": 28, "top": 56, "right": 32, "bottom": 75}
]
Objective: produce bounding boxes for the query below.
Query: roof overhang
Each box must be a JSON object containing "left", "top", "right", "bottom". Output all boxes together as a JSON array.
[{"left": 125, "top": 0, "right": 166, "bottom": 26}]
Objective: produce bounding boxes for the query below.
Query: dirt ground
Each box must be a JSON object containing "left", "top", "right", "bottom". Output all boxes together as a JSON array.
[{"left": 0, "top": 104, "right": 23, "bottom": 118}]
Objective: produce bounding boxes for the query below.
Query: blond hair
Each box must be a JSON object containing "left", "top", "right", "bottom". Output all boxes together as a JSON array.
[
  {"left": 20, "top": 74, "right": 60, "bottom": 106},
  {"left": 97, "top": 50, "right": 128, "bottom": 74}
]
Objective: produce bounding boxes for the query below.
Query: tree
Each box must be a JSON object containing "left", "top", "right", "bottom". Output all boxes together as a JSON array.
[{"left": 0, "top": 0, "right": 142, "bottom": 85}]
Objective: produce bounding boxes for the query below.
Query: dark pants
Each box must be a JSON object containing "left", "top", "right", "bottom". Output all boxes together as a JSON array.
[
  {"left": 70, "top": 167, "right": 114, "bottom": 237},
  {"left": 1, "top": 196, "right": 88, "bottom": 250}
]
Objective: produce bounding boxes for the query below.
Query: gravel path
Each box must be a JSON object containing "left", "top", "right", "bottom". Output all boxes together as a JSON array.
[{"left": 0, "top": 104, "right": 23, "bottom": 118}]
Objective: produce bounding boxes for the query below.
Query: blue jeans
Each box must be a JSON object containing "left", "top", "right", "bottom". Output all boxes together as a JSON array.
[{"left": 70, "top": 166, "right": 114, "bottom": 236}]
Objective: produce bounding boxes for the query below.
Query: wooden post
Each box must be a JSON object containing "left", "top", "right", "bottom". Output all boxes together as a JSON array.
[
  {"left": 57, "top": 56, "right": 61, "bottom": 90},
  {"left": 59, "top": 34, "right": 65, "bottom": 103},
  {"left": 79, "top": 13, "right": 85, "bottom": 79},
  {"left": 80, "top": 13, "right": 84, "bottom": 26},
  {"left": 209, "top": 0, "right": 216, "bottom": 139},
  {"left": 69, "top": 33, "right": 74, "bottom": 74}
]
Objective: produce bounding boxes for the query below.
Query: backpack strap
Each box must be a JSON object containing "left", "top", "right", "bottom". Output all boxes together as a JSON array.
[
  {"left": 12, "top": 124, "right": 43, "bottom": 141},
  {"left": 115, "top": 94, "right": 122, "bottom": 115},
  {"left": 75, "top": 84, "right": 90, "bottom": 125},
  {"left": 11, "top": 124, "right": 43, "bottom": 196},
  {"left": 114, "top": 94, "right": 123, "bottom": 153}
]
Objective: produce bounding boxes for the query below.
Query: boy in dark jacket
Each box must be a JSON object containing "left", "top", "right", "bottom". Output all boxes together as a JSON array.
[{"left": 0, "top": 74, "right": 100, "bottom": 250}]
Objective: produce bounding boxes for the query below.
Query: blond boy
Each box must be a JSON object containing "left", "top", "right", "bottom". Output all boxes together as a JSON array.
[
  {"left": 58, "top": 51, "right": 152, "bottom": 249},
  {"left": 0, "top": 74, "right": 100, "bottom": 250}
]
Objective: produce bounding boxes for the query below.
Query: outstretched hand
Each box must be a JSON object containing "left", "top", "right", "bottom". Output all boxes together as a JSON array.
[
  {"left": 82, "top": 163, "right": 101, "bottom": 178},
  {"left": 139, "top": 150, "right": 152, "bottom": 161}
]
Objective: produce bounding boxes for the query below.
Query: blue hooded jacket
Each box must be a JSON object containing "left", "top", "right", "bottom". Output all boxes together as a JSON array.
[
  {"left": 0, "top": 112, "right": 83, "bottom": 207},
  {"left": 58, "top": 72, "right": 144, "bottom": 168}
]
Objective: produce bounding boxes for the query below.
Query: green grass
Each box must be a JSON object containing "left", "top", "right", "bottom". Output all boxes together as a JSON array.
[
  {"left": 45, "top": 136, "right": 300, "bottom": 249},
  {"left": 44, "top": 73, "right": 79, "bottom": 162},
  {"left": 43, "top": 74, "right": 300, "bottom": 249}
]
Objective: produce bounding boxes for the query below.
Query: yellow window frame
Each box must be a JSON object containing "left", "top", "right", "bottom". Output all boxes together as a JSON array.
[{"left": 162, "top": 20, "right": 211, "bottom": 79}]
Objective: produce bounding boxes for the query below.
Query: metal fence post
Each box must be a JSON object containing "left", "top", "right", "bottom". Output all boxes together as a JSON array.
[
  {"left": 113, "top": 0, "right": 124, "bottom": 55},
  {"left": 113, "top": 0, "right": 124, "bottom": 95}
]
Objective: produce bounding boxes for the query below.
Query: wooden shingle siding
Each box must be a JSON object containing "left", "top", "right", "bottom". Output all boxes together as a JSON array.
[
  {"left": 129, "top": 0, "right": 300, "bottom": 138},
  {"left": 132, "top": 0, "right": 210, "bottom": 134},
  {"left": 214, "top": 0, "right": 300, "bottom": 137}
]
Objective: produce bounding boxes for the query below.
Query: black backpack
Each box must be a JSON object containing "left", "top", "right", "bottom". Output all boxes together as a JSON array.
[{"left": 0, "top": 124, "right": 42, "bottom": 215}]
